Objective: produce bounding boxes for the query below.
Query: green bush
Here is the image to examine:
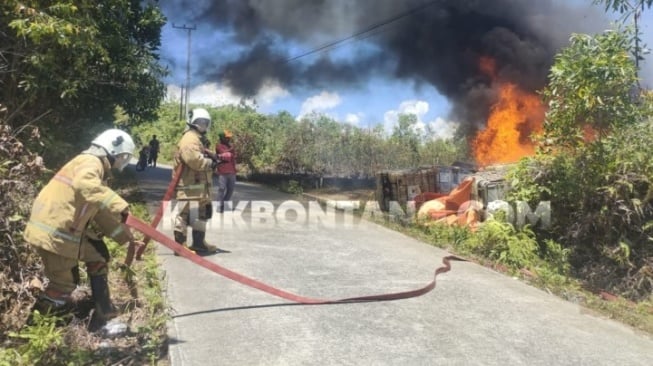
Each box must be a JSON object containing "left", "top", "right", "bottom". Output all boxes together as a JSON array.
[
  {"left": 285, "top": 180, "right": 303, "bottom": 195},
  {"left": 0, "top": 311, "right": 70, "bottom": 365},
  {"left": 462, "top": 219, "right": 539, "bottom": 270},
  {"left": 510, "top": 121, "right": 653, "bottom": 299}
]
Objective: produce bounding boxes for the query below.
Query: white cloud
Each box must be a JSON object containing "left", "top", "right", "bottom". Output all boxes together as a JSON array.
[
  {"left": 399, "top": 100, "right": 429, "bottom": 116},
  {"left": 297, "top": 91, "right": 342, "bottom": 120},
  {"left": 165, "top": 80, "right": 289, "bottom": 109},
  {"left": 255, "top": 80, "right": 290, "bottom": 107},
  {"left": 383, "top": 100, "right": 430, "bottom": 134},
  {"left": 164, "top": 84, "right": 183, "bottom": 102},
  {"left": 344, "top": 113, "right": 363, "bottom": 126},
  {"left": 383, "top": 100, "right": 456, "bottom": 139},
  {"left": 383, "top": 110, "right": 399, "bottom": 133}
]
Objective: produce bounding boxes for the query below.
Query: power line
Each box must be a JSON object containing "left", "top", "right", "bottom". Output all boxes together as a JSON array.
[{"left": 286, "top": 0, "right": 440, "bottom": 62}]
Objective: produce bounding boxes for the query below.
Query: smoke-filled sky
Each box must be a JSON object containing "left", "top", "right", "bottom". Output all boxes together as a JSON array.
[{"left": 157, "top": 0, "right": 653, "bottom": 136}]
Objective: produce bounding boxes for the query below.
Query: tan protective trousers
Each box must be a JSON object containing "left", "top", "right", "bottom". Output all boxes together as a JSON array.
[
  {"left": 173, "top": 199, "right": 211, "bottom": 235},
  {"left": 35, "top": 236, "right": 109, "bottom": 294}
]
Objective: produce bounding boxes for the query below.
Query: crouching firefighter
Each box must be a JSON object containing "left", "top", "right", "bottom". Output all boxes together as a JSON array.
[
  {"left": 172, "top": 108, "right": 220, "bottom": 254},
  {"left": 23, "top": 129, "right": 144, "bottom": 325}
]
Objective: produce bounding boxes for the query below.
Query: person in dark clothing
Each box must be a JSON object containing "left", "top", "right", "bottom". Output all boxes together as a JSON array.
[
  {"left": 148, "top": 135, "right": 160, "bottom": 168},
  {"left": 215, "top": 130, "right": 236, "bottom": 213},
  {"left": 136, "top": 146, "right": 149, "bottom": 171}
]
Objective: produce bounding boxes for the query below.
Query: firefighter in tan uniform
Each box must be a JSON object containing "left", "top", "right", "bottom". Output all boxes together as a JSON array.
[
  {"left": 173, "top": 108, "right": 219, "bottom": 254},
  {"left": 23, "top": 129, "right": 144, "bottom": 323}
]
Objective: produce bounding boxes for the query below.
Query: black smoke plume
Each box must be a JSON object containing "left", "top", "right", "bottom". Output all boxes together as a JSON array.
[{"left": 161, "top": 0, "right": 605, "bottom": 132}]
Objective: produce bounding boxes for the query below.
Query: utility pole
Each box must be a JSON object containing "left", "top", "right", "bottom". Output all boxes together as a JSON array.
[
  {"left": 634, "top": 3, "right": 642, "bottom": 71},
  {"left": 172, "top": 23, "right": 196, "bottom": 119},
  {"left": 179, "top": 84, "right": 185, "bottom": 121}
]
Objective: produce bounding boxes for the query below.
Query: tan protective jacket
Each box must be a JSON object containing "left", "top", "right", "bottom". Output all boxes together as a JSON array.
[
  {"left": 23, "top": 154, "right": 130, "bottom": 259},
  {"left": 173, "top": 128, "right": 214, "bottom": 201}
]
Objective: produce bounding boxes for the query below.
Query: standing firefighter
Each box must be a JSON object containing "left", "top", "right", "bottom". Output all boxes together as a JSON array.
[
  {"left": 173, "top": 108, "right": 219, "bottom": 254},
  {"left": 23, "top": 129, "right": 144, "bottom": 325}
]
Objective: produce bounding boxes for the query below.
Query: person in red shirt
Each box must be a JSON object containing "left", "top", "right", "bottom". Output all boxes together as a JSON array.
[{"left": 215, "top": 130, "right": 236, "bottom": 213}]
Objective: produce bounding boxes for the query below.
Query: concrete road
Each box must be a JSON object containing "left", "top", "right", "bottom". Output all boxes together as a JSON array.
[{"left": 131, "top": 163, "right": 653, "bottom": 366}]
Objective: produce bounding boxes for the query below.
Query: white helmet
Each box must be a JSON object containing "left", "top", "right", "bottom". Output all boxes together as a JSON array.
[
  {"left": 187, "top": 108, "right": 211, "bottom": 133},
  {"left": 91, "top": 129, "right": 135, "bottom": 171}
]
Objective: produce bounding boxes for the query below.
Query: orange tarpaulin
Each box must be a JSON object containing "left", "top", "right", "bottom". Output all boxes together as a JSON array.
[{"left": 416, "top": 177, "right": 480, "bottom": 229}]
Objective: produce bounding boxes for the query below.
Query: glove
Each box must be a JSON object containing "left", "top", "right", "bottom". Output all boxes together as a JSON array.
[
  {"left": 211, "top": 159, "right": 219, "bottom": 170},
  {"left": 204, "top": 148, "right": 218, "bottom": 161}
]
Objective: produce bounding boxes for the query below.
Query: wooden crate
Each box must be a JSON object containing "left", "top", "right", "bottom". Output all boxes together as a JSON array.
[{"left": 376, "top": 167, "right": 440, "bottom": 211}]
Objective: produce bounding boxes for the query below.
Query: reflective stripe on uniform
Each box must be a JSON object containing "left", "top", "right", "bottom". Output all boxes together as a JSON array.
[
  {"left": 53, "top": 174, "right": 73, "bottom": 186},
  {"left": 109, "top": 225, "right": 124, "bottom": 238},
  {"left": 176, "top": 184, "right": 207, "bottom": 190},
  {"left": 27, "top": 220, "right": 81, "bottom": 243},
  {"left": 100, "top": 191, "right": 120, "bottom": 209}
]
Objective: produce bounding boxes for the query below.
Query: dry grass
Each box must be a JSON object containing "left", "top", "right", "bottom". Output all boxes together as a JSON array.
[{"left": 0, "top": 122, "right": 169, "bottom": 364}]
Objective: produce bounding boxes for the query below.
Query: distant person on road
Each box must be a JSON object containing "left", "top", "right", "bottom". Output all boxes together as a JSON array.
[
  {"left": 148, "top": 134, "right": 160, "bottom": 168},
  {"left": 136, "top": 145, "right": 149, "bottom": 171},
  {"left": 215, "top": 130, "right": 236, "bottom": 213},
  {"left": 172, "top": 108, "right": 219, "bottom": 254},
  {"left": 23, "top": 129, "right": 144, "bottom": 326}
]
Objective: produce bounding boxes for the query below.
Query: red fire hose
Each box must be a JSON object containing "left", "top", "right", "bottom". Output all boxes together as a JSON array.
[
  {"left": 125, "top": 213, "right": 460, "bottom": 304},
  {"left": 124, "top": 164, "right": 184, "bottom": 266}
]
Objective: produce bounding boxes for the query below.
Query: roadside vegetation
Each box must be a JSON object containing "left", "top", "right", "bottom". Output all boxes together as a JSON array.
[
  {"left": 0, "top": 122, "right": 169, "bottom": 364},
  {"left": 2, "top": 0, "right": 653, "bottom": 364},
  {"left": 1, "top": 1, "right": 170, "bottom": 364},
  {"left": 130, "top": 102, "right": 468, "bottom": 178}
]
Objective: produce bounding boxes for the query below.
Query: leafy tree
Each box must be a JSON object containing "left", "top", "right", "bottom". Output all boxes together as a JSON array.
[
  {"left": 541, "top": 27, "right": 641, "bottom": 150},
  {"left": 420, "top": 138, "right": 466, "bottom": 166},
  {"left": 134, "top": 102, "right": 467, "bottom": 178},
  {"left": 593, "top": 0, "right": 652, "bottom": 69},
  {"left": 209, "top": 104, "right": 274, "bottom": 173},
  {"left": 594, "top": 0, "right": 653, "bottom": 13},
  {"left": 510, "top": 25, "right": 653, "bottom": 300},
  {"left": 252, "top": 111, "right": 296, "bottom": 172},
  {"left": 390, "top": 113, "right": 422, "bottom": 168},
  {"left": 1, "top": 0, "right": 166, "bottom": 163},
  {"left": 130, "top": 101, "right": 186, "bottom": 162}
]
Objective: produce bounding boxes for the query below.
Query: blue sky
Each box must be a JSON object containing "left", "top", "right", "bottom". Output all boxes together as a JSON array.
[{"left": 158, "top": 2, "right": 653, "bottom": 138}]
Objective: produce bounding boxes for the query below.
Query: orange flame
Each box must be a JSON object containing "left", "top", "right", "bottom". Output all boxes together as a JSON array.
[{"left": 472, "top": 57, "right": 545, "bottom": 167}]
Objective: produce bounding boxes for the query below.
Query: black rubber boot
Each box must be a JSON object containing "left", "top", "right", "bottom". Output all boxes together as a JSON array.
[
  {"left": 189, "top": 230, "right": 216, "bottom": 254},
  {"left": 173, "top": 230, "right": 188, "bottom": 256},
  {"left": 89, "top": 275, "right": 130, "bottom": 336},
  {"left": 174, "top": 230, "right": 186, "bottom": 245},
  {"left": 90, "top": 274, "right": 116, "bottom": 324}
]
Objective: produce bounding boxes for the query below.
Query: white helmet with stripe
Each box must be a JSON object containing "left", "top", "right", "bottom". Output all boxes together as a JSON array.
[
  {"left": 91, "top": 129, "right": 135, "bottom": 171},
  {"left": 187, "top": 108, "right": 211, "bottom": 133}
]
